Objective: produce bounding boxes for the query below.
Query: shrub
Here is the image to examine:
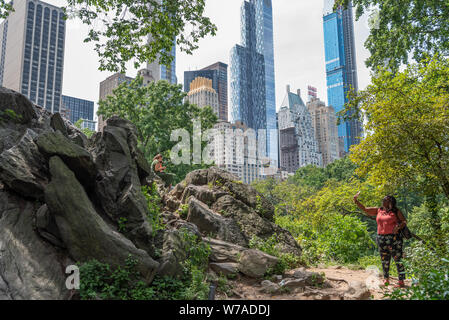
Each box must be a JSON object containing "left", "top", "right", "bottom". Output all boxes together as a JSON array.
[{"left": 141, "top": 183, "right": 164, "bottom": 235}]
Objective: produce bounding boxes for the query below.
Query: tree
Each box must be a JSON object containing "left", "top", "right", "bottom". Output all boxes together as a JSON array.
[
  {"left": 346, "top": 57, "right": 449, "bottom": 225},
  {"left": 97, "top": 76, "right": 217, "bottom": 182},
  {"left": 335, "top": 0, "right": 449, "bottom": 71},
  {"left": 74, "top": 119, "right": 95, "bottom": 138},
  {"left": 0, "top": 0, "right": 216, "bottom": 72}
]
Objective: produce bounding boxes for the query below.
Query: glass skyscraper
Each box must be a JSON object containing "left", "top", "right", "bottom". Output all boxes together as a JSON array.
[
  {"left": 323, "top": 0, "right": 362, "bottom": 153},
  {"left": 230, "top": 0, "right": 277, "bottom": 168},
  {"left": 61, "top": 95, "right": 95, "bottom": 128},
  {"left": 0, "top": 0, "right": 65, "bottom": 113}
]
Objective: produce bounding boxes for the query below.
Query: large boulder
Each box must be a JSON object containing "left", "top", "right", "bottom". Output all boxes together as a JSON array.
[
  {"left": 36, "top": 131, "right": 96, "bottom": 189},
  {"left": 0, "top": 129, "right": 49, "bottom": 200},
  {"left": 169, "top": 167, "right": 302, "bottom": 256},
  {"left": 44, "top": 156, "right": 159, "bottom": 282},
  {"left": 0, "top": 190, "right": 71, "bottom": 300},
  {"left": 0, "top": 87, "right": 37, "bottom": 124}
]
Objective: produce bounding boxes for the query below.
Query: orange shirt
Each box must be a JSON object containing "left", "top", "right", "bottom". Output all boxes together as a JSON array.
[{"left": 376, "top": 208, "right": 399, "bottom": 235}]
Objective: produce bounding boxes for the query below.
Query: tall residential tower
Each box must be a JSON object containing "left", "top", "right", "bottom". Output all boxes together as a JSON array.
[
  {"left": 0, "top": 0, "right": 66, "bottom": 113},
  {"left": 230, "top": 0, "right": 277, "bottom": 168},
  {"left": 323, "top": 0, "right": 362, "bottom": 153}
]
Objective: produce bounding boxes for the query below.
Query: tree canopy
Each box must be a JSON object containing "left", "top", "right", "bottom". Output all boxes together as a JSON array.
[
  {"left": 97, "top": 76, "right": 217, "bottom": 182},
  {"left": 346, "top": 57, "right": 449, "bottom": 202},
  {"left": 335, "top": 0, "right": 449, "bottom": 71},
  {"left": 0, "top": 0, "right": 216, "bottom": 72}
]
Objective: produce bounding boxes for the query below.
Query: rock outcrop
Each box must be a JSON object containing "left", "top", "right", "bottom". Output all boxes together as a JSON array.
[{"left": 0, "top": 88, "right": 302, "bottom": 299}]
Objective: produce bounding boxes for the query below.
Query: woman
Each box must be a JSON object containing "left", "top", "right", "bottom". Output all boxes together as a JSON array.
[
  {"left": 151, "top": 154, "right": 176, "bottom": 189},
  {"left": 353, "top": 192, "right": 407, "bottom": 288}
]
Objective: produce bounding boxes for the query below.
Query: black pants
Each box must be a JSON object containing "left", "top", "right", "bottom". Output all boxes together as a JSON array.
[{"left": 377, "top": 234, "right": 406, "bottom": 281}]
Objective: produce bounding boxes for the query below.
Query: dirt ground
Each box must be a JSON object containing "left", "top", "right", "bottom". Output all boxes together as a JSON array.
[{"left": 215, "top": 266, "right": 411, "bottom": 300}]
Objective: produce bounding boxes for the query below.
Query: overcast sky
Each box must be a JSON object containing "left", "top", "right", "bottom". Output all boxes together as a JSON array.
[{"left": 50, "top": 0, "right": 373, "bottom": 122}]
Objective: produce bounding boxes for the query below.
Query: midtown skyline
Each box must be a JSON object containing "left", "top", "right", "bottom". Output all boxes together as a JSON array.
[{"left": 5, "top": 0, "right": 372, "bottom": 122}]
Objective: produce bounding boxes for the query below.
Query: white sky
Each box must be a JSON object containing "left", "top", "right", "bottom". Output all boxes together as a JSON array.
[{"left": 47, "top": 0, "right": 373, "bottom": 121}]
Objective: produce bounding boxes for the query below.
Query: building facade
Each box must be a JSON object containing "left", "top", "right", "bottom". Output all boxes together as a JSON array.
[
  {"left": 230, "top": 0, "right": 277, "bottom": 169},
  {"left": 97, "top": 72, "right": 134, "bottom": 132},
  {"left": 186, "top": 77, "right": 220, "bottom": 117},
  {"left": 208, "top": 120, "right": 263, "bottom": 184},
  {"left": 323, "top": 0, "right": 362, "bottom": 153},
  {"left": 278, "top": 86, "right": 322, "bottom": 172},
  {"left": 306, "top": 97, "right": 340, "bottom": 166},
  {"left": 61, "top": 94, "right": 95, "bottom": 128},
  {"left": 184, "top": 62, "right": 228, "bottom": 121},
  {"left": 0, "top": 0, "right": 65, "bottom": 113}
]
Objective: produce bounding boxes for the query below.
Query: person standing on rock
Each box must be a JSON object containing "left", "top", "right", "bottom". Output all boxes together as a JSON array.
[
  {"left": 151, "top": 154, "right": 176, "bottom": 189},
  {"left": 353, "top": 192, "right": 407, "bottom": 288}
]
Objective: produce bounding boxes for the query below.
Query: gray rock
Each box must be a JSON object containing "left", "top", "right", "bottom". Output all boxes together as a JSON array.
[
  {"left": 344, "top": 280, "right": 371, "bottom": 300},
  {"left": 292, "top": 267, "right": 325, "bottom": 285},
  {"left": 36, "top": 130, "right": 96, "bottom": 189},
  {"left": 92, "top": 117, "right": 155, "bottom": 254},
  {"left": 203, "top": 238, "right": 247, "bottom": 263},
  {"left": 0, "top": 87, "right": 37, "bottom": 124},
  {"left": 210, "top": 262, "right": 239, "bottom": 276},
  {"left": 187, "top": 197, "right": 247, "bottom": 246},
  {"left": 0, "top": 190, "right": 71, "bottom": 300},
  {"left": 154, "top": 230, "right": 187, "bottom": 277},
  {"left": 260, "top": 280, "right": 280, "bottom": 294},
  {"left": 280, "top": 278, "right": 307, "bottom": 290},
  {"left": 238, "top": 249, "right": 279, "bottom": 278},
  {"left": 50, "top": 113, "right": 68, "bottom": 136},
  {"left": 45, "top": 156, "right": 159, "bottom": 282},
  {"left": 0, "top": 129, "right": 49, "bottom": 200}
]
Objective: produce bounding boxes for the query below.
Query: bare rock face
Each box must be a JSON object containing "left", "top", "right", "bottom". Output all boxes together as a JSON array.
[
  {"left": 0, "top": 89, "right": 175, "bottom": 299},
  {"left": 45, "top": 156, "right": 159, "bottom": 282},
  {"left": 166, "top": 167, "right": 302, "bottom": 256}
]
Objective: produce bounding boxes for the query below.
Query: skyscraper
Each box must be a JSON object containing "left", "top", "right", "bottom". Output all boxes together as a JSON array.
[
  {"left": 278, "top": 86, "right": 322, "bottom": 172},
  {"left": 230, "top": 0, "right": 277, "bottom": 168},
  {"left": 61, "top": 95, "right": 95, "bottom": 130},
  {"left": 186, "top": 77, "right": 220, "bottom": 117},
  {"left": 323, "top": 0, "right": 362, "bottom": 153},
  {"left": 0, "top": 0, "right": 65, "bottom": 113},
  {"left": 184, "top": 62, "right": 228, "bottom": 121}
]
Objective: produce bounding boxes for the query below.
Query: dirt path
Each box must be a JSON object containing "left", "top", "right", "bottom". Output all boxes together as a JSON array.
[{"left": 216, "top": 266, "right": 410, "bottom": 300}]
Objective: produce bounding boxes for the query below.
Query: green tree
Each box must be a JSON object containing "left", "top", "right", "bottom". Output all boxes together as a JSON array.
[
  {"left": 347, "top": 57, "right": 449, "bottom": 203},
  {"left": 97, "top": 76, "right": 217, "bottom": 182},
  {"left": 74, "top": 119, "right": 95, "bottom": 138},
  {"left": 335, "top": 0, "right": 449, "bottom": 71},
  {"left": 0, "top": 0, "right": 216, "bottom": 72}
]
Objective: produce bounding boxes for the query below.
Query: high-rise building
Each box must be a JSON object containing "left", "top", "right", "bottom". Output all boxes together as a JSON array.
[
  {"left": 278, "top": 86, "right": 322, "bottom": 172},
  {"left": 323, "top": 0, "right": 362, "bottom": 154},
  {"left": 209, "top": 120, "right": 263, "bottom": 184},
  {"left": 184, "top": 62, "right": 228, "bottom": 121},
  {"left": 186, "top": 77, "right": 219, "bottom": 117},
  {"left": 307, "top": 97, "right": 340, "bottom": 166},
  {"left": 61, "top": 95, "right": 95, "bottom": 129},
  {"left": 0, "top": 0, "right": 66, "bottom": 113},
  {"left": 230, "top": 0, "right": 277, "bottom": 169},
  {"left": 97, "top": 72, "right": 134, "bottom": 132},
  {"left": 146, "top": 40, "right": 177, "bottom": 84}
]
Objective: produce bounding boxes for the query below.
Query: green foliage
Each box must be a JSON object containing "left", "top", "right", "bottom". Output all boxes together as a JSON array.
[
  {"left": 97, "top": 76, "right": 217, "bottom": 183},
  {"left": 117, "top": 217, "right": 128, "bottom": 233},
  {"left": 79, "top": 255, "right": 156, "bottom": 300},
  {"left": 74, "top": 119, "right": 95, "bottom": 138},
  {"left": 141, "top": 183, "right": 164, "bottom": 236},
  {"left": 249, "top": 235, "right": 301, "bottom": 275},
  {"left": 0, "top": 1, "right": 216, "bottom": 73},
  {"left": 79, "top": 231, "right": 211, "bottom": 300},
  {"left": 178, "top": 203, "right": 189, "bottom": 220},
  {"left": 345, "top": 57, "right": 449, "bottom": 203},
  {"left": 0, "top": 108, "right": 21, "bottom": 123},
  {"left": 335, "top": 0, "right": 449, "bottom": 71},
  {"left": 384, "top": 258, "right": 449, "bottom": 300}
]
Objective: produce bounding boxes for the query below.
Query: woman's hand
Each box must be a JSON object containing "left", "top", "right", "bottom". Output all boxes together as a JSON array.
[{"left": 353, "top": 191, "right": 361, "bottom": 202}]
